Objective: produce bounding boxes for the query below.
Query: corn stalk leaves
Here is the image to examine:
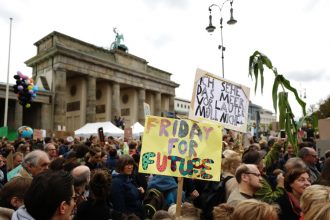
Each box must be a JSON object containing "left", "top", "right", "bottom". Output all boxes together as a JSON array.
[
  {"left": 272, "top": 76, "right": 281, "bottom": 113},
  {"left": 278, "top": 92, "right": 288, "bottom": 129},
  {"left": 280, "top": 76, "right": 307, "bottom": 116},
  {"left": 249, "top": 51, "right": 308, "bottom": 155},
  {"left": 249, "top": 51, "right": 273, "bottom": 94}
]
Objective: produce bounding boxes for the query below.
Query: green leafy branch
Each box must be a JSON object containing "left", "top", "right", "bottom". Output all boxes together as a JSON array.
[{"left": 248, "top": 51, "right": 307, "bottom": 154}]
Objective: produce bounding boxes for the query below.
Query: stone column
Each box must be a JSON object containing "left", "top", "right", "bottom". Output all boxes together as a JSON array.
[
  {"left": 111, "top": 82, "right": 120, "bottom": 119},
  {"left": 14, "top": 101, "right": 23, "bottom": 129},
  {"left": 138, "top": 88, "right": 146, "bottom": 124},
  {"left": 155, "top": 92, "right": 161, "bottom": 116},
  {"left": 105, "top": 83, "right": 112, "bottom": 121},
  {"left": 41, "top": 103, "right": 52, "bottom": 130},
  {"left": 169, "top": 95, "right": 175, "bottom": 112},
  {"left": 53, "top": 68, "right": 66, "bottom": 130},
  {"left": 86, "top": 76, "right": 96, "bottom": 123}
]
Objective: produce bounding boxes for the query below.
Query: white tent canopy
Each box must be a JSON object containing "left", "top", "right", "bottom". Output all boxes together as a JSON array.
[
  {"left": 131, "top": 122, "right": 144, "bottom": 138},
  {"left": 74, "top": 121, "right": 124, "bottom": 138}
]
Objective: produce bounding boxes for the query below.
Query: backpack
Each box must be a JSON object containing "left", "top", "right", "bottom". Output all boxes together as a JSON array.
[
  {"left": 143, "top": 188, "right": 166, "bottom": 219},
  {"left": 199, "top": 175, "right": 234, "bottom": 220}
]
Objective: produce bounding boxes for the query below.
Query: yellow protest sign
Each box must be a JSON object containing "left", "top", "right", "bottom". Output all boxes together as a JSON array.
[{"left": 139, "top": 116, "right": 223, "bottom": 181}]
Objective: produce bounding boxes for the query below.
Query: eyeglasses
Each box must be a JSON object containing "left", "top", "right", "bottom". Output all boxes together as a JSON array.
[{"left": 245, "top": 172, "right": 262, "bottom": 178}]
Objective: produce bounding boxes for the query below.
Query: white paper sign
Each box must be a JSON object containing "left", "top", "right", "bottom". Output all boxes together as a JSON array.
[
  {"left": 189, "top": 68, "right": 250, "bottom": 133},
  {"left": 144, "top": 102, "right": 151, "bottom": 116}
]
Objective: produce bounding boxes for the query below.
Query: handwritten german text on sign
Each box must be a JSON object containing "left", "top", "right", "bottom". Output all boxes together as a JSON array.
[
  {"left": 189, "top": 69, "right": 250, "bottom": 133},
  {"left": 138, "top": 116, "right": 222, "bottom": 181}
]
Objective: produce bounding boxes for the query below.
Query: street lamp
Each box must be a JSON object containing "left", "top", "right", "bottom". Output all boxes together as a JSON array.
[{"left": 206, "top": 0, "right": 237, "bottom": 78}]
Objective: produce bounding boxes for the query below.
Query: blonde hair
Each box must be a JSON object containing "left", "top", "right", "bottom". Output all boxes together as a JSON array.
[
  {"left": 167, "top": 203, "right": 201, "bottom": 220},
  {"left": 300, "top": 185, "right": 330, "bottom": 214},
  {"left": 222, "top": 150, "right": 241, "bottom": 174},
  {"left": 232, "top": 199, "right": 278, "bottom": 220},
  {"left": 303, "top": 202, "right": 330, "bottom": 220},
  {"left": 213, "top": 203, "right": 234, "bottom": 220}
]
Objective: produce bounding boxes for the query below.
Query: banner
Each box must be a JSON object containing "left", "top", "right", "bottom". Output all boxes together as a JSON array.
[
  {"left": 189, "top": 68, "right": 250, "bottom": 133},
  {"left": 139, "top": 116, "right": 223, "bottom": 181}
]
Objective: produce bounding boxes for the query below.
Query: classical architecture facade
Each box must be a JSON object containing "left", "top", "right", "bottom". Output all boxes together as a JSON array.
[{"left": 1, "top": 31, "right": 179, "bottom": 131}]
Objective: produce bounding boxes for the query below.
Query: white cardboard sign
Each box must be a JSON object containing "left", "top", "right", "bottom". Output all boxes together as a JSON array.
[{"left": 189, "top": 68, "right": 250, "bottom": 133}]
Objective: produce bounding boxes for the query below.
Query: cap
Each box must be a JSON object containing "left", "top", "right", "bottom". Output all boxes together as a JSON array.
[{"left": 66, "top": 136, "right": 74, "bottom": 143}]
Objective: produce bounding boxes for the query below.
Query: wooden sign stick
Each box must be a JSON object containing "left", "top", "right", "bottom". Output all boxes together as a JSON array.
[{"left": 175, "top": 177, "right": 183, "bottom": 219}]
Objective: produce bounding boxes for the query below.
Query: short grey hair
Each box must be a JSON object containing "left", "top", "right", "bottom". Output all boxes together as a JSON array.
[
  {"left": 71, "top": 165, "right": 91, "bottom": 187},
  {"left": 22, "top": 150, "right": 49, "bottom": 169},
  {"left": 44, "top": 143, "right": 54, "bottom": 151},
  {"left": 298, "top": 147, "right": 310, "bottom": 159}
]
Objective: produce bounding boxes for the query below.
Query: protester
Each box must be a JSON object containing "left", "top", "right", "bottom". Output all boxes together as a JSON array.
[
  {"left": 0, "top": 177, "right": 32, "bottom": 219},
  {"left": 275, "top": 167, "right": 311, "bottom": 220},
  {"left": 110, "top": 155, "right": 144, "bottom": 218},
  {"left": 7, "top": 150, "right": 50, "bottom": 181},
  {"left": 302, "top": 202, "right": 330, "bottom": 220},
  {"left": 44, "top": 143, "right": 58, "bottom": 161},
  {"left": 71, "top": 165, "right": 91, "bottom": 207},
  {"left": 85, "top": 146, "right": 102, "bottom": 170},
  {"left": 221, "top": 150, "right": 241, "bottom": 200},
  {"left": 11, "top": 170, "right": 75, "bottom": 220},
  {"left": 298, "top": 147, "right": 320, "bottom": 184},
  {"left": 76, "top": 169, "right": 113, "bottom": 220},
  {"left": 213, "top": 199, "right": 278, "bottom": 220},
  {"left": 315, "top": 157, "right": 330, "bottom": 186},
  {"left": 227, "top": 164, "right": 262, "bottom": 206},
  {"left": 300, "top": 184, "right": 330, "bottom": 218}
]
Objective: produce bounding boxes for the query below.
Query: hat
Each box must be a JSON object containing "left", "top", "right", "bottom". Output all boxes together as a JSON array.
[{"left": 66, "top": 136, "right": 74, "bottom": 143}]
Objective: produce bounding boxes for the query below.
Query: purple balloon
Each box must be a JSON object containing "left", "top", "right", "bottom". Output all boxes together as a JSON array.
[{"left": 18, "top": 85, "right": 23, "bottom": 91}]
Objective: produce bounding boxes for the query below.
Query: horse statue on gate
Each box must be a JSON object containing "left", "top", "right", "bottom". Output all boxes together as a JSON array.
[{"left": 110, "top": 27, "right": 128, "bottom": 52}]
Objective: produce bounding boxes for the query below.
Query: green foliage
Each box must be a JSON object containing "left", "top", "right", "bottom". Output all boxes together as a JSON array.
[
  {"left": 249, "top": 51, "right": 307, "bottom": 154},
  {"left": 316, "top": 95, "right": 330, "bottom": 119}
]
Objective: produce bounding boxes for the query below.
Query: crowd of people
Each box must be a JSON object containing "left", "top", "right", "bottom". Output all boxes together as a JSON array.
[{"left": 0, "top": 127, "right": 329, "bottom": 220}]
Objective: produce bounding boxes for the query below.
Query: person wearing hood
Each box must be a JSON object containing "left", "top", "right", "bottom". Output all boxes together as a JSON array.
[
  {"left": 147, "top": 175, "right": 185, "bottom": 208},
  {"left": 110, "top": 155, "right": 144, "bottom": 219}
]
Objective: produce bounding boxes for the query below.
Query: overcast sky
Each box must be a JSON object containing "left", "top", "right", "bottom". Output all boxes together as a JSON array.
[{"left": 1, "top": 0, "right": 329, "bottom": 118}]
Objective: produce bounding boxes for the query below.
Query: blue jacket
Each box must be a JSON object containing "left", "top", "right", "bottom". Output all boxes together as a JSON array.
[
  {"left": 147, "top": 175, "right": 185, "bottom": 206},
  {"left": 110, "top": 173, "right": 143, "bottom": 216}
]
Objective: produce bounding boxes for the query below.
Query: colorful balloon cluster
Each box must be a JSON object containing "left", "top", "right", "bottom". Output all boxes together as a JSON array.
[{"left": 13, "top": 71, "right": 38, "bottom": 108}]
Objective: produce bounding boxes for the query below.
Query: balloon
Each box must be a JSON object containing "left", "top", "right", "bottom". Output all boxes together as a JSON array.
[
  {"left": 14, "top": 71, "right": 37, "bottom": 108},
  {"left": 17, "top": 126, "right": 33, "bottom": 138},
  {"left": 17, "top": 71, "right": 28, "bottom": 80}
]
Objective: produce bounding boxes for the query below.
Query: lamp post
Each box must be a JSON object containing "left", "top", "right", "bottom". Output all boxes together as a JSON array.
[{"left": 206, "top": 0, "right": 237, "bottom": 78}]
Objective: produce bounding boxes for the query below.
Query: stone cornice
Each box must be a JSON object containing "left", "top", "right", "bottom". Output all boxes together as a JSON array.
[{"left": 26, "top": 44, "right": 179, "bottom": 89}]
